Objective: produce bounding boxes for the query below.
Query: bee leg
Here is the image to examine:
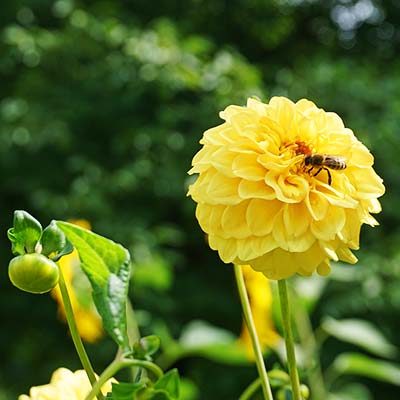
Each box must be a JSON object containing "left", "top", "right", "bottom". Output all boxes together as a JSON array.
[
  {"left": 326, "top": 168, "right": 332, "bottom": 185},
  {"left": 313, "top": 167, "right": 323, "bottom": 177}
]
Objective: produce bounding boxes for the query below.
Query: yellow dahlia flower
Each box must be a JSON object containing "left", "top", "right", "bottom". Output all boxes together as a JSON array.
[
  {"left": 18, "top": 368, "right": 114, "bottom": 400},
  {"left": 188, "top": 97, "right": 384, "bottom": 279},
  {"left": 238, "top": 265, "right": 280, "bottom": 357},
  {"left": 51, "top": 220, "right": 104, "bottom": 343}
]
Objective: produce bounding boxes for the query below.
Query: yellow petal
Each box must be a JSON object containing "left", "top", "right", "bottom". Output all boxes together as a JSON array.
[
  {"left": 319, "top": 241, "right": 339, "bottom": 261},
  {"left": 294, "top": 243, "right": 326, "bottom": 275},
  {"left": 283, "top": 203, "right": 310, "bottom": 238},
  {"left": 209, "top": 147, "right": 237, "bottom": 177},
  {"left": 246, "top": 199, "right": 282, "bottom": 236},
  {"left": 208, "top": 204, "right": 229, "bottom": 238},
  {"left": 340, "top": 210, "right": 362, "bottom": 249},
  {"left": 250, "top": 248, "right": 298, "bottom": 280},
  {"left": 268, "top": 97, "right": 296, "bottom": 134},
  {"left": 365, "top": 198, "right": 382, "bottom": 214},
  {"left": 221, "top": 201, "right": 252, "bottom": 239},
  {"left": 217, "top": 237, "right": 238, "bottom": 263},
  {"left": 336, "top": 247, "right": 358, "bottom": 264},
  {"left": 228, "top": 110, "right": 259, "bottom": 137},
  {"left": 310, "top": 206, "right": 346, "bottom": 241},
  {"left": 238, "top": 180, "right": 276, "bottom": 200},
  {"left": 317, "top": 260, "right": 331, "bottom": 276},
  {"left": 196, "top": 203, "right": 226, "bottom": 238},
  {"left": 206, "top": 172, "right": 241, "bottom": 205},
  {"left": 347, "top": 167, "right": 385, "bottom": 199},
  {"left": 273, "top": 208, "right": 315, "bottom": 252},
  {"left": 265, "top": 172, "right": 308, "bottom": 203},
  {"left": 318, "top": 184, "right": 358, "bottom": 209},
  {"left": 236, "top": 235, "right": 279, "bottom": 261},
  {"left": 349, "top": 142, "right": 374, "bottom": 167},
  {"left": 295, "top": 98, "right": 317, "bottom": 113},
  {"left": 305, "top": 190, "right": 329, "bottom": 220},
  {"left": 201, "top": 123, "right": 240, "bottom": 146},
  {"left": 232, "top": 153, "right": 266, "bottom": 180}
]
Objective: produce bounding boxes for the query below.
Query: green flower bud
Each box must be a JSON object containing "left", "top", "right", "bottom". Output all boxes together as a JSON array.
[
  {"left": 41, "top": 221, "right": 67, "bottom": 257},
  {"left": 268, "top": 369, "right": 290, "bottom": 387},
  {"left": 7, "top": 210, "right": 42, "bottom": 255},
  {"left": 300, "top": 384, "right": 310, "bottom": 399},
  {"left": 8, "top": 253, "right": 59, "bottom": 294},
  {"left": 276, "top": 388, "right": 292, "bottom": 400},
  {"left": 132, "top": 335, "right": 161, "bottom": 360}
]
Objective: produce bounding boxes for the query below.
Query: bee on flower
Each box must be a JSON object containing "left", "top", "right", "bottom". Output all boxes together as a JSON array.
[{"left": 188, "top": 97, "right": 385, "bottom": 279}]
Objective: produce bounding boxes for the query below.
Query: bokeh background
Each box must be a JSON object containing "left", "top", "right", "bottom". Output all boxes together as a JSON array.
[{"left": 1, "top": 0, "right": 400, "bottom": 399}]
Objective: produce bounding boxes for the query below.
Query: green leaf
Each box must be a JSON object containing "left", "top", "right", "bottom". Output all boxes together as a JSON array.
[
  {"left": 321, "top": 317, "right": 397, "bottom": 359},
  {"left": 8, "top": 210, "right": 42, "bottom": 255},
  {"left": 177, "top": 320, "right": 257, "bottom": 365},
  {"left": 132, "top": 335, "right": 161, "bottom": 360},
  {"left": 109, "top": 378, "right": 179, "bottom": 400},
  {"left": 328, "top": 383, "right": 372, "bottom": 400},
  {"left": 332, "top": 353, "right": 400, "bottom": 386},
  {"left": 109, "top": 382, "right": 147, "bottom": 400},
  {"left": 292, "top": 276, "right": 327, "bottom": 313},
  {"left": 153, "top": 369, "right": 180, "bottom": 399},
  {"left": 56, "top": 221, "right": 131, "bottom": 348}
]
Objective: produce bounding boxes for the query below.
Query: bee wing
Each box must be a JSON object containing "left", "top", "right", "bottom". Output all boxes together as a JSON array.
[{"left": 325, "top": 155, "right": 346, "bottom": 163}]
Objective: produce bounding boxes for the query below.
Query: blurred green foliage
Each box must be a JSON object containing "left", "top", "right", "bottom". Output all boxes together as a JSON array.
[{"left": 1, "top": 1, "right": 400, "bottom": 399}]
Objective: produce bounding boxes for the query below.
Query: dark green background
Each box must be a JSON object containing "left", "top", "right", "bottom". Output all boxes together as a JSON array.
[{"left": 1, "top": 1, "right": 399, "bottom": 399}]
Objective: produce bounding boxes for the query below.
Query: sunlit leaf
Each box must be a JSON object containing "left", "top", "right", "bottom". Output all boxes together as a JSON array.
[
  {"left": 328, "top": 383, "right": 372, "bottom": 400},
  {"left": 322, "top": 317, "right": 397, "bottom": 358},
  {"left": 56, "top": 221, "right": 131, "bottom": 348},
  {"left": 153, "top": 369, "right": 180, "bottom": 399},
  {"left": 177, "top": 320, "right": 258, "bottom": 365},
  {"left": 332, "top": 353, "right": 400, "bottom": 386}
]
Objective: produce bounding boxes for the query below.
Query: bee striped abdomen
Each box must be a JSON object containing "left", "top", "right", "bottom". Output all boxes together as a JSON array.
[
  {"left": 304, "top": 154, "right": 347, "bottom": 185},
  {"left": 322, "top": 155, "right": 346, "bottom": 170}
]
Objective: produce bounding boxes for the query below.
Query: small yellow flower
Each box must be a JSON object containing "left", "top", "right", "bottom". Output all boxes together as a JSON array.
[
  {"left": 18, "top": 368, "right": 114, "bottom": 400},
  {"left": 238, "top": 265, "right": 280, "bottom": 357},
  {"left": 188, "top": 97, "right": 385, "bottom": 279},
  {"left": 51, "top": 220, "right": 104, "bottom": 343}
]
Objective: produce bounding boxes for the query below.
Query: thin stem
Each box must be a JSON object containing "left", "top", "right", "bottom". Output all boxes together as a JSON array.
[
  {"left": 126, "top": 299, "right": 141, "bottom": 345},
  {"left": 85, "top": 356, "right": 164, "bottom": 400},
  {"left": 239, "top": 378, "right": 261, "bottom": 400},
  {"left": 234, "top": 265, "right": 274, "bottom": 400},
  {"left": 292, "top": 292, "right": 327, "bottom": 400},
  {"left": 58, "top": 268, "right": 103, "bottom": 400},
  {"left": 277, "top": 279, "right": 302, "bottom": 400},
  {"left": 119, "top": 299, "right": 141, "bottom": 381}
]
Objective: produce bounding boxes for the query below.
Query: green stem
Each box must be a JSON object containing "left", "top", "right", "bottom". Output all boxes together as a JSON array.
[
  {"left": 277, "top": 279, "right": 302, "bottom": 400},
  {"left": 85, "top": 356, "right": 163, "bottom": 400},
  {"left": 234, "top": 265, "right": 274, "bottom": 400},
  {"left": 292, "top": 293, "right": 327, "bottom": 400},
  {"left": 58, "top": 268, "right": 103, "bottom": 400},
  {"left": 119, "top": 299, "right": 141, "bottom": 381},
  {"left": 239, "top": 378, "right": 261, "bottom": 400}
]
